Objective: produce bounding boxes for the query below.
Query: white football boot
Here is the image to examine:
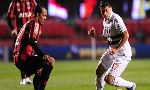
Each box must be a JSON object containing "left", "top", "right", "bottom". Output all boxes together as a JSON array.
[
  {"left": 20, "top": 79, "right": 26, "bottom": 85},
  {"left": 25, "top": 77, "right": 32, "bottom": 84},
  {"left": 126, "top": 83, "right": 136, "bottom": 90}
]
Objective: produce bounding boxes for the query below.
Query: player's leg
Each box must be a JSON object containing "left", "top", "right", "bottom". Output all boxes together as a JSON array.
[
  {"left": 96, "top": 52, "right": 113, "bottom": 90},
  {"left": 33, "top": 74, "right": 41, "bottom": 90},
  {"left": 96, "top": 64, "right": 107, "bottom": 90},
  {"left": 105, "top": 75, "right": 135, "bottom": 89},
  {"left": 20, "top": 71, "right": 26, "bottom": 85},
  {"left": 25, "top": 56, "right": 53, "bottom": 90},
  {"left": 104, "top": 57, "right": 136, "bottom": 90},
  {"left": 15, "top": 61, "right": 28, "bottom": 85},
  {"left": 39, "top": 61, "right": 53, "bottom": 90}
]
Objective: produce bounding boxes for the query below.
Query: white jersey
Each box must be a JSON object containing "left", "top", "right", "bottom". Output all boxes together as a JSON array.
[{"left": 102, "top": 12, "right": 132, "bottom": 57}]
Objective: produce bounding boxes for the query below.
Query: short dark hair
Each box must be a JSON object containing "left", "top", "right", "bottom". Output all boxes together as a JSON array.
[
  {"left": 34, "top": 5, "right": 43, "bottom": 16},
  {"left": 99, "top": 0, "right": 111, "bottom": 9}
]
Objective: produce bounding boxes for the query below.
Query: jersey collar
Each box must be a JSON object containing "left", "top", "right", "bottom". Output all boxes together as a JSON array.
[
  {"left": 104, "top": 11, "right": 113, "bottom": 22},
  {"left": 108, "top": 11, "right": 113, "bottom": 20}
]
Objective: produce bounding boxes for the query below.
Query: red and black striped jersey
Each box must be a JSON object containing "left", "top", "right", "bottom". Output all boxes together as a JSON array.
[
  {"left": 7, "top": 0, "right": 37, "bottom": 32},
  {"left": 13, "top": 18, "right": 43, "bottom": 64}
]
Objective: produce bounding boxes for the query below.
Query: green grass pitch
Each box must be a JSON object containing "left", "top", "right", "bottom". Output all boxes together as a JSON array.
[{"left": 0, "top": 59, "right": 150, "bottom": 90}]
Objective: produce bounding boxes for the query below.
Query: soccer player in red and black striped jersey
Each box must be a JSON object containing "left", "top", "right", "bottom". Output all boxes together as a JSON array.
[
  {"left": 7, "top": 0, "right": 37, "bottom": 85},
  {"left": 13, "top": 5, "right": 55, "bottom": 90},
  {"left": 7, "top": 0, "right": 37, "bottom": 36}
]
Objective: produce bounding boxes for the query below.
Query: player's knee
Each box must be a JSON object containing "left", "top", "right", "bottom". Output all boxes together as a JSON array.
[{"left": 104, "top": 75, "right": 115, "bottom": 85}]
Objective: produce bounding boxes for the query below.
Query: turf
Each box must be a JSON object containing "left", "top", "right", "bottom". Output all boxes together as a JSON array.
[{"left": 0, "top": 59, "right": 150, "bottom": 90}]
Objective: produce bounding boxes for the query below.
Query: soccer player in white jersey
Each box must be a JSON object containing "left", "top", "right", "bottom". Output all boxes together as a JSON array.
[{"left": 88, "top": 1, "right": 136, "bottom": 90}]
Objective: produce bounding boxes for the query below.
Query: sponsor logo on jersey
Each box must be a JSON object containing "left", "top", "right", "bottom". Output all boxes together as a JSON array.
[{"left": 19, "top": 12, "right": 32, "bottom": 18}]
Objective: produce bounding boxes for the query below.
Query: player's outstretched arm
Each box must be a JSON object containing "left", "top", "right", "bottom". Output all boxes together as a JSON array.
[{"left": 88, "top": 27, "right": 107, "bottom": 41}]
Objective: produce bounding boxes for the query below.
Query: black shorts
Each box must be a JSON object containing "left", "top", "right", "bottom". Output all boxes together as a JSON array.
[{"left": 15, "top": 56, "right": 48, "bottom": 77}]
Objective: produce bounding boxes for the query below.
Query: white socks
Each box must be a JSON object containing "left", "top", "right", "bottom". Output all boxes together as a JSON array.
[
  {"left": 112, "top": 76, "right": 134, "bottom": 88},
  {"left": 96, "top": 75, "right": 106, "bottom": 90}
]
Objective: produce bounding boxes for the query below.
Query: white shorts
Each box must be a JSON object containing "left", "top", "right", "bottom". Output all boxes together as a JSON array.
[{"left": 99, "top": 51, "right": 131, "bottom": 77}]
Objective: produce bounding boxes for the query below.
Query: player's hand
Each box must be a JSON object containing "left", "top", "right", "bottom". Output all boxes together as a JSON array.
[
  {"left": 88, "top": 27, "right": 95, "bottom": 37},
  {"left": 12, "top": 28, "right": 17, "bottom": 36},
  {"left": 109, "top": 47, "right": 118, "bottom": 55},
  {"left": 43, "top": 55, "right": 55, "bottom": 64}
]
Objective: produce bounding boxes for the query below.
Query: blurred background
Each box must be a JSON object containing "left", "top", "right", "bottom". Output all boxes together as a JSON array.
[{"left": 0, "top": 0, "right": 150, "bottom": 62}]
